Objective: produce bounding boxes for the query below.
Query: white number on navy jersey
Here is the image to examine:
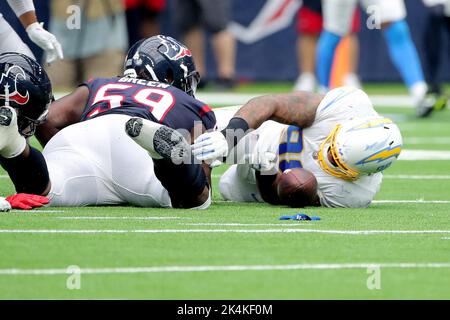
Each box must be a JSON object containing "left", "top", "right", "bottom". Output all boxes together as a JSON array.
[
  {"left": 133, "top": 88, "right": 175, "bottom": 121},
  {"left": 90, "top": 84, "right": 175, "bottom": 121}
]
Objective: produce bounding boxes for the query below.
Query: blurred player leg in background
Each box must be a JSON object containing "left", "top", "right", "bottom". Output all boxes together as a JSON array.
[
  {"left": 45, "top": 0, "right": 128, "bottom": 89},
  {"left": 316, "top": 0, "right": 356, "bottom": 93},
  {"left": 294, "top": 1, "right": 321, "bottom": 92},
  {"left": 0, "top": 14, "right": 35, "bottom": 58},
  {"left": 125, "top": 0, "right": 165, "bottom": 47},
  {"left": 318, "top": 0, "right": 435, "bottom": 117},
  {"left": 422, "top": 0, "right": 450, "bottom": 111},
  {"left": 294, "top": 0, "right": 360, "bottom": 92},
  {"left": 344, "top": 20, "right": 361, "bottom": 88},
  {"left": 173, "top": 0, "right": 236, "bottom": 89}
]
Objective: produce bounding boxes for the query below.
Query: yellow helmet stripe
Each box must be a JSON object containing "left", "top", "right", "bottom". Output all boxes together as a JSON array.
[{"left": 349, "top": 117, "right": 393, "bottom": 131}]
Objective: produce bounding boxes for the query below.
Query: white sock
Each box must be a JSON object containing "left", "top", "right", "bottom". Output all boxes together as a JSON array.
[
  {"left": 294, "top": 72, "right": 316, "bottom": 92},
  {"left": 343, "top": 73, "right": 362, "bottom": 89},
  {"left": 410, "top": 81, "right": 428, "bottom": 106}
]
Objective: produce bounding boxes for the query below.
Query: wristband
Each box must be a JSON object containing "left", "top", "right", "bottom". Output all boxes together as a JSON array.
[{"left": 220, "top": 117, "right": 250, "bottom": 149}]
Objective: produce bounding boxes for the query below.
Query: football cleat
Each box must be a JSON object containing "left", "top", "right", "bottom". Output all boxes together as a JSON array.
[
  {"left": 416, "top": 94, "right": 437, "bottom": 118},
  {"left": 125, "top": 117, "right": 190, "bottom": 163},
  {"left": 0, "top": 106, "right": 26, "bottom": 158},
  {"left": 433, "top": 94, "right": 448, "bottom": 112}
]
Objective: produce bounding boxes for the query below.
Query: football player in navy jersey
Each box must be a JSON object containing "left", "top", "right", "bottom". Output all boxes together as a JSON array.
[
  {"left": 0, "top": 52, "right": 53, "bottom": 211},
  {"left": 1, "top": 36, "right": 216, "bottom": 209}
]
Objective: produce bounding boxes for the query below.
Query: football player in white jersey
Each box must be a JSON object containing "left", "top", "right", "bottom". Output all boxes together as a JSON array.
[
  {"left": 193, "top": 86, "right": 403, "bottom": 208},
  {"left": 1, "top": 0, "right": 63, "bottom": 63}
]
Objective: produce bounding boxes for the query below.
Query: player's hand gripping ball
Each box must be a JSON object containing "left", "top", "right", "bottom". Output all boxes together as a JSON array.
[{"left": 277, "top": 168, "right": 319, "bottom": 208}]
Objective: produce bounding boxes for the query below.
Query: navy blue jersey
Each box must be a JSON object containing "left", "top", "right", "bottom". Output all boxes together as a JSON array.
[
  {"left": 303, "top": 0, "right": 321, "bottom": 13},
  {"left": 80, "top": 77, "right": 216, "bottom": 132}
]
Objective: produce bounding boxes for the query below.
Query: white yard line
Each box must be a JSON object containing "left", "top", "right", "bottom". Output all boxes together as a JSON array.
[
  {"left": 372, "top": 200, "right": 450, "bottom": 204},
  {"left": 0, "top": 262, "right": 449, "bottom": 276},
  {"left": 56, "top": 217, "right": 179, "bottom": 220},
  {"left": 181, "top": 223, "right": 309, "bottom": 227},
  {"left": 383, "top": 175, "right": 450, "bottom": 180},
  {"left": 404, "top": 137, "right": 450, "bottom": 145},
  {"left": 399, "top": 150, "right": 450, "bottom": 160},
  {"left": 10, "top": 210, "right": 66, "bottom": 213},
  {"left": 0, "top": 228, "right": 449, "bottom": 235}
]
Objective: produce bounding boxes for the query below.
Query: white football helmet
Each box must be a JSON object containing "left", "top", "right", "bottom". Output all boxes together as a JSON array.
[{"left": 318, "top": 117, "right": 403, "bottom": 180}]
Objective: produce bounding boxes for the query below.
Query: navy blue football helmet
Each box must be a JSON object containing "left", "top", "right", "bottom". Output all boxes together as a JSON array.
[
  {"left": 0, "top": 52, "right": 53, "bottom": 137},
  {"left": 124, "top": 35, "right": 200, "bottom": 96}
]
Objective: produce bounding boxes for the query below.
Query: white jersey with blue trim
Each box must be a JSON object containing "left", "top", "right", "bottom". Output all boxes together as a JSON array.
[
  {"left": 299, "top": 86, "right": 383, "bottom": 208},
  {"left": 219, "top": 87, "right": 383, "bottom": 208}
]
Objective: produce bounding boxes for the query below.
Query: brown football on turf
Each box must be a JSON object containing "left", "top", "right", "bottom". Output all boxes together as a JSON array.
[{"left": 276, "top": 168, "right": 319, "bottom": 208}]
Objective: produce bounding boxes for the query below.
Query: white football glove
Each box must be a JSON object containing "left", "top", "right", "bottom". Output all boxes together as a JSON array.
[
  {"left": 192, "top": 131, "right": 229, "bottom": 162},
  {"left": 246, "top": 151, "right": 278, "bottom": 172},
  {"left": 0, "top": 197, "right": 11, "bottom": 212},
  {"left": 26, "top": 22, "right": 63, "bottom": 64}
]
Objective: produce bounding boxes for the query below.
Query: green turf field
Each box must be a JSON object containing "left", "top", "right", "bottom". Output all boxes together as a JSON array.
[{"left": 0, "top": 84, "right": 449, "bottom": 299}]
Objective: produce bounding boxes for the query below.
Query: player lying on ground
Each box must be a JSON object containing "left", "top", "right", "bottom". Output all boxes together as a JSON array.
[
  {"left": 193, "top": 86, "right": 403, "bottom": 208},
  {"left": 0, "top": 36, "right": 216, "bottom": 210}
]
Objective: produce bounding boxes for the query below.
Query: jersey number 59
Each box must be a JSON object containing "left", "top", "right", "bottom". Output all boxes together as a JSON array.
[{"left": 89, "top": 84, "right": 175, "bottom": 121}]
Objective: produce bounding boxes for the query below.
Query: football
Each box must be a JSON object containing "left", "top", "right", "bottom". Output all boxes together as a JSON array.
[{"left": 276, "top": 168, "right": 319, "bottom": 208}]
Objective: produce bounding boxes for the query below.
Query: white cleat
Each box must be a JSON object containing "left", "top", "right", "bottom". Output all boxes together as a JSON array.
[
  {"left": 293, "top": 73, "right": 316, "bottom": 92},
  {"left": 125, "top": 117, "right": 190, "bottom": 163},
  {"left": 0, "top": 106, "right": 26, "bottom": 159},
  {"left": 343, "top": 73, "right": 362, "bottom": 89},
  {"left": 0, "top": 197, "right": 11, "bottom": 212}
]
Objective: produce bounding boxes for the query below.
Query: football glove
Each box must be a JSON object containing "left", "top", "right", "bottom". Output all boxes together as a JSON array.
[
  {"left": 247, "top": 151, "right": 278, "bottom": 172},
  {"left": 26, "top": 22, "right": 63, "bottom": 64},
  {"left": 6, "top": 193, "right": 49, "bottom": 210},
  {"left": 192, "top": 131, "right": 229, "bottom": 162},
  {"left": 0, "top": 197, "right": 12, "bottom": 212}
]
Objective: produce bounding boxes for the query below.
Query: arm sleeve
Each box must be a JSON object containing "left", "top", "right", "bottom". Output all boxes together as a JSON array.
[{"left": 7, "top": 0, "right": 35, "bottom": 17}]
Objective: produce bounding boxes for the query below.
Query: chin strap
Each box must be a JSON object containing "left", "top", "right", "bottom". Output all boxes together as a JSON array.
[{"left": 317, "top": 124, "right": 359, "bottom": 181}]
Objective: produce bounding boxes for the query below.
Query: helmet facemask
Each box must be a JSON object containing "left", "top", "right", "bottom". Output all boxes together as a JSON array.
[
  {"left": 318, "top": 124, "right": 360, "bottom": 181},
  {"left": 181, "top": 70, "right": 200, "bottom": 97},
  {"left": 318, "top": 117, "right": 402, "bottom": 180}
]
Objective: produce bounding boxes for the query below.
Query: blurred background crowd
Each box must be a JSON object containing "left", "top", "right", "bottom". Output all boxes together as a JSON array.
[{"left": 1, "top": 0, "right": 449, "bottom": 97}]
